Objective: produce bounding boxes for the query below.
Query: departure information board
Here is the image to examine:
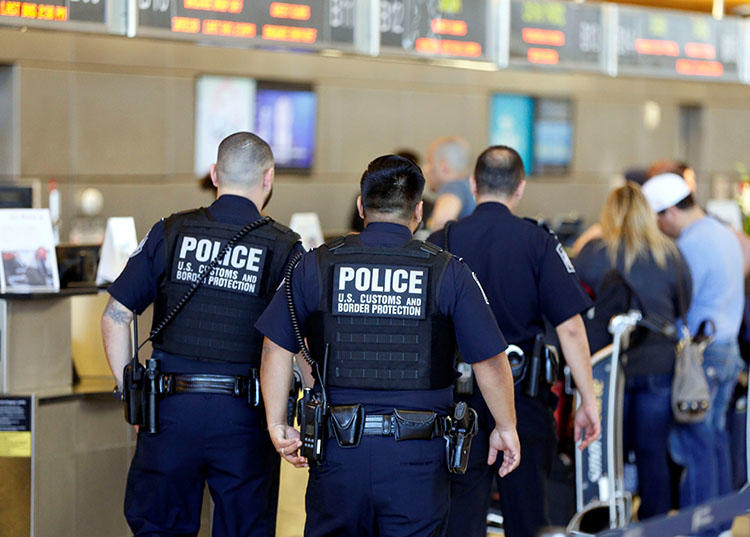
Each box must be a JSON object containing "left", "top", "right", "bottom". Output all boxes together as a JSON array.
[
  {"left": 617, "top": 7, "right": 743, "bottom": 81},
  {"left": 0, "top": 0, "right": 106, "bottom": 30},
  {"left": 509, "top": 0, "right": 603, "bottom": 71},
  {"left": 134, "top": 0, "right": 355, "bottom": 49},
  {"left": 379, "top": 0, "right": 488, "bottom": 60}
]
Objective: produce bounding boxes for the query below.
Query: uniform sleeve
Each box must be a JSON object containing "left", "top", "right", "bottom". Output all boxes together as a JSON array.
[
  {"left": 255, "top": 250, "right": 318, "bottom": 353},
  {"left": 439, "top": 258, "right": 507, "bottom": 363},
  {"left": 107, "top": 220, "right": 166, "bottom": 314},
  {"left": 538, "top": 234, "right": 593, "bottom": 326}
]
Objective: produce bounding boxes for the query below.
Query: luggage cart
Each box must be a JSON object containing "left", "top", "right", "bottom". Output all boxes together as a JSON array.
[{"left": 567, "top": 311, "right": 641, "bottom": 535}]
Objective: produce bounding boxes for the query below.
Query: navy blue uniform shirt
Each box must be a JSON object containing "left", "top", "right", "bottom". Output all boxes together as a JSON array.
[
  {"left": 428, "top": 202, "right": 591, "bottom": 348},
  {"left": 108, "top": 194, "right": 304, "bottom": 375},
  {"left": 255, "top": 222, "right": 507, "bottom": 414}
]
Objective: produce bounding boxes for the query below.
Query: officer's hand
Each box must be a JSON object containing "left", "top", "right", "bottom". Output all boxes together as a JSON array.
[
  {"left": 488, "top": 426, "right": 520, "bottom": 477},
  {"left": 269, "top": 424, "right": 307, "bottom": 468},
  {"left": 574, "top": 401, "right": 601, "bottom": 450}
]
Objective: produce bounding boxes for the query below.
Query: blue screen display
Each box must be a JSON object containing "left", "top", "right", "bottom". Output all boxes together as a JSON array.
[
  {"left": 255, "top": 86, "right": 316, "bottom": 171},
  {"left": 488, "top": 94, "right": 534, "bottom": 176}
]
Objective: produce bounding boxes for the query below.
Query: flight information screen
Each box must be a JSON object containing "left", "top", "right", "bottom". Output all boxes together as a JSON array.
[
  {"left": 0, "top": 0, "right": 106, "bottom": 29},
  {"left": 617, "top": 7, "right": 742, "bottom": 81},
  {"left": 379, "top": 0, "right": 488, "bottom": 60},
  {"left": 135, "top": 0, "right": 355, "bottom": 49},
  {"left": 509, "top": 0, "right": 603, "bottom": 71}
]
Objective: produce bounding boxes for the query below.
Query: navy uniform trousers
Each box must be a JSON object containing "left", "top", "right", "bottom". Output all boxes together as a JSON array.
[
  {"left": 125, "top": 392, "right": 280, "bottom": 537},
  {"left": 304, "top": 435, "right": 450, "bottom": 537},
  {"left": 447, "top": 394, "right": 557, "bottom": 537}
]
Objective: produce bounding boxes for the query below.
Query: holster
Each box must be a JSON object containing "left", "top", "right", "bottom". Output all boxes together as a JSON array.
[
  {"left": 330, "top": 404, "right": 365, "bottom": 447},
  {"left": 443, "top": 402, "right": 478, "bottom": 474}
]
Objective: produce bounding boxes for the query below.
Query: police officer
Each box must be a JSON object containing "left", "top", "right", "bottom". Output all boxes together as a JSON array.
[
  {"left": 257, "top": 155, "right": 521, "bottom": 536},
  {"left": 427, "top": 146, "right": 601, "bottom": 537},
  {"left": 101, "top": 132, "right": 302, "bottom": 537}
]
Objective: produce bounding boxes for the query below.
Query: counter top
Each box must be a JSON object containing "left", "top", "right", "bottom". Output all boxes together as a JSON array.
[
  {"left": 4, "top": 377, "right": 117, "bottom": 402},
  {"left": 0, "top": 287, "right": 105, "bottom": 299}
]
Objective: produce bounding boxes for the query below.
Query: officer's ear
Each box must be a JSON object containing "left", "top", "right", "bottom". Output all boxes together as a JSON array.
[
  {"left": 356, "top": 196, "right": 365, "bottom": 220},
  {"left": 469, "top": 175, "right": 478, "bottom": 197},
  {"left": 513, "top": 179, "right": 526, "bottom": 203},
  {"left": 262, "top": 167, "right": 275, "bottom": 193},
  {"left": 209, "top": 164, "right": 219, "bottom": 188},
  {"left": 414, "top": 200, "right": 424, "bottom": 225}
]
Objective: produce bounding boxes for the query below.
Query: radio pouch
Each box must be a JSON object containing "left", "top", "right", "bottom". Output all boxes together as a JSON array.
[
  {"left": 330, "top": 404, "right": 365, "bottom": 447},
  {"left": 393, "top": 409, "right": 437, "bottom": 441},
  {"left": 298, "top": 388, "right": 329, "bottom": 464}
]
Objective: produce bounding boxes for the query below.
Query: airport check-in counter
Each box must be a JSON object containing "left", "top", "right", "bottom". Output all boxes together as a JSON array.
[
  {"left": 0, "top": 290, "right": 306, "bottom": 537},
  {"left": 0, "top": 290, "right": 137, "bottom": 537}
]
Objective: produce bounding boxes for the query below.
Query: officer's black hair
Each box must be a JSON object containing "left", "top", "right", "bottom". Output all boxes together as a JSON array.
[
  {"left": 360, "top": 155, "right": 425, "bottom": 220},
  {"left": 473, "top": 145, "right": 525, "bottom": 197},
  {"left": 216, "top": 132, "right": 274, "bottom": 187}
]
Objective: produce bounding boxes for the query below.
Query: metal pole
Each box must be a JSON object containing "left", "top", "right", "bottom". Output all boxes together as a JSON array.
[{"left": 606, "top": 320, "right": 622, "bottom": 529}]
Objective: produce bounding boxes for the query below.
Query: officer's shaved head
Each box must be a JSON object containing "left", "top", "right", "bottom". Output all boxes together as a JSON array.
[
  {"left": 474, "top": 146, "right": 525, "bottom": 197},
  {"left": 215, "top": 132, "right": 274, "bottom": 188},
  {"left": 360, "top": 155, "right": 425, "bottom": 221}
]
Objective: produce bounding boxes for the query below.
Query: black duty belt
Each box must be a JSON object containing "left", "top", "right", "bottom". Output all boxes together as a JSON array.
[
  {"left": 157, "top": 371, "right": 260, "bottom": 401},
  {"left": 358, "top": 410, "right": 448, "bottom": 440}
]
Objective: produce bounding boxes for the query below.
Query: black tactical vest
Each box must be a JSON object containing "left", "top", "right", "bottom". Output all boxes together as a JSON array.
[
  {"left": 306, "top": 234, "right": 457, "bottom": 390},
  {"left": 151, "top": 207, "right": 299, "bottom": 364}
]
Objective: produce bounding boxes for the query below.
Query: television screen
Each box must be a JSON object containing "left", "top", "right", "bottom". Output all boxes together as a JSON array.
[
  {"left": 0, "top": 185, "right": 33, "bottom": 209},
  {"left": 489, "top": 94, "right": 534, "bottom": 176},
  {"left": 255, "top": 81, "right": 317, "bottom": 173},
  {"left": 194, "top": 75, "right": 256, "bottom": 177},
  {"left": 533, "top": 98, "right": 573, "bottom": 175},
  {"left": 489, "top": 93, "right": 573, "bottom": 175}
]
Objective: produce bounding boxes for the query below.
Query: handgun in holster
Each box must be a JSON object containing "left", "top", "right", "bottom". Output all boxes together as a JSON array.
[
  {"left": 297, "top": 387, "right": 329, "bottom": 465},
  {"left": 444, "top": 401, "right": 478, "bottom": 474}
]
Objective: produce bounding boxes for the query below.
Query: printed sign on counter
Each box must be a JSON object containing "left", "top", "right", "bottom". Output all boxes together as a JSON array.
[
  {"left": 0, "top": 209, "right": 60, "bottom": 294},
  {"left": 0, "top": 397, "right": 32, "bottom": 458}
]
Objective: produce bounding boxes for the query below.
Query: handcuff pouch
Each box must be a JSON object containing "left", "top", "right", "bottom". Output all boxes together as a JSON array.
[{"left": 330, "top": 404, "right": 365, "bottom": 447}]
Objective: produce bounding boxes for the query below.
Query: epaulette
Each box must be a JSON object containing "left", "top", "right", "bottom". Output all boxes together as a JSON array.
[
  {"left": 268, "top": 218, "right": 299, "bottom": 237},
  {"left": 324, "top": 235, "right": 348, "bottom": 251},
  {"left": 418, "top": 240, "right": 442, "bottom": 256}
]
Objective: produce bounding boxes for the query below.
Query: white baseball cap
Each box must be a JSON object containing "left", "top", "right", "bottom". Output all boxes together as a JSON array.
[{"left": 642, "top": 173, "right": 692, "bottom": 213}]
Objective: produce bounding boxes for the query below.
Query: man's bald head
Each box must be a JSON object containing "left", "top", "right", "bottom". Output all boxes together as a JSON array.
[
  {"left": 429, "top": 136, "right": 471, "bottom": 177},
  {"left": 215, "top": 132, "right": 274, "bottom": 188},
  {"left": 474, "top": 145, "right": 525, "bottom": 197}
]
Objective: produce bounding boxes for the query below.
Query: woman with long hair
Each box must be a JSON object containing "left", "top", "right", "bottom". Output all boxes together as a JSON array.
[{"left": 575, "top": 182, "right": 692, "bottom": 520}]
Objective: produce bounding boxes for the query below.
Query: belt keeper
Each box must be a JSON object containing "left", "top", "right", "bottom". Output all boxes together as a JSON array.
[
  {"left": 159, "top": 374, "right": 173, "bottom": 395},
  {"left": 382, "top": 414, "right": 391, "bottom": 435},
  {"left": 233, "top": 377, "right": 243, "bottom": 397}
]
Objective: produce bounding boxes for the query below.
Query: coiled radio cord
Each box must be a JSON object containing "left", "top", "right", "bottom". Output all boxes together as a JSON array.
[
  {"left": 284, "top": 250, "right": 328, "bottom": 403},
  {"left": 138, "top": 216, "right": 272, "bottom": 352}
]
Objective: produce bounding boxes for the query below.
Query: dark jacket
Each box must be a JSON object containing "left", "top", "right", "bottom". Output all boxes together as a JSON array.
[{"left": 575, "top": 239, "right": 692, "bottom": 377}]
